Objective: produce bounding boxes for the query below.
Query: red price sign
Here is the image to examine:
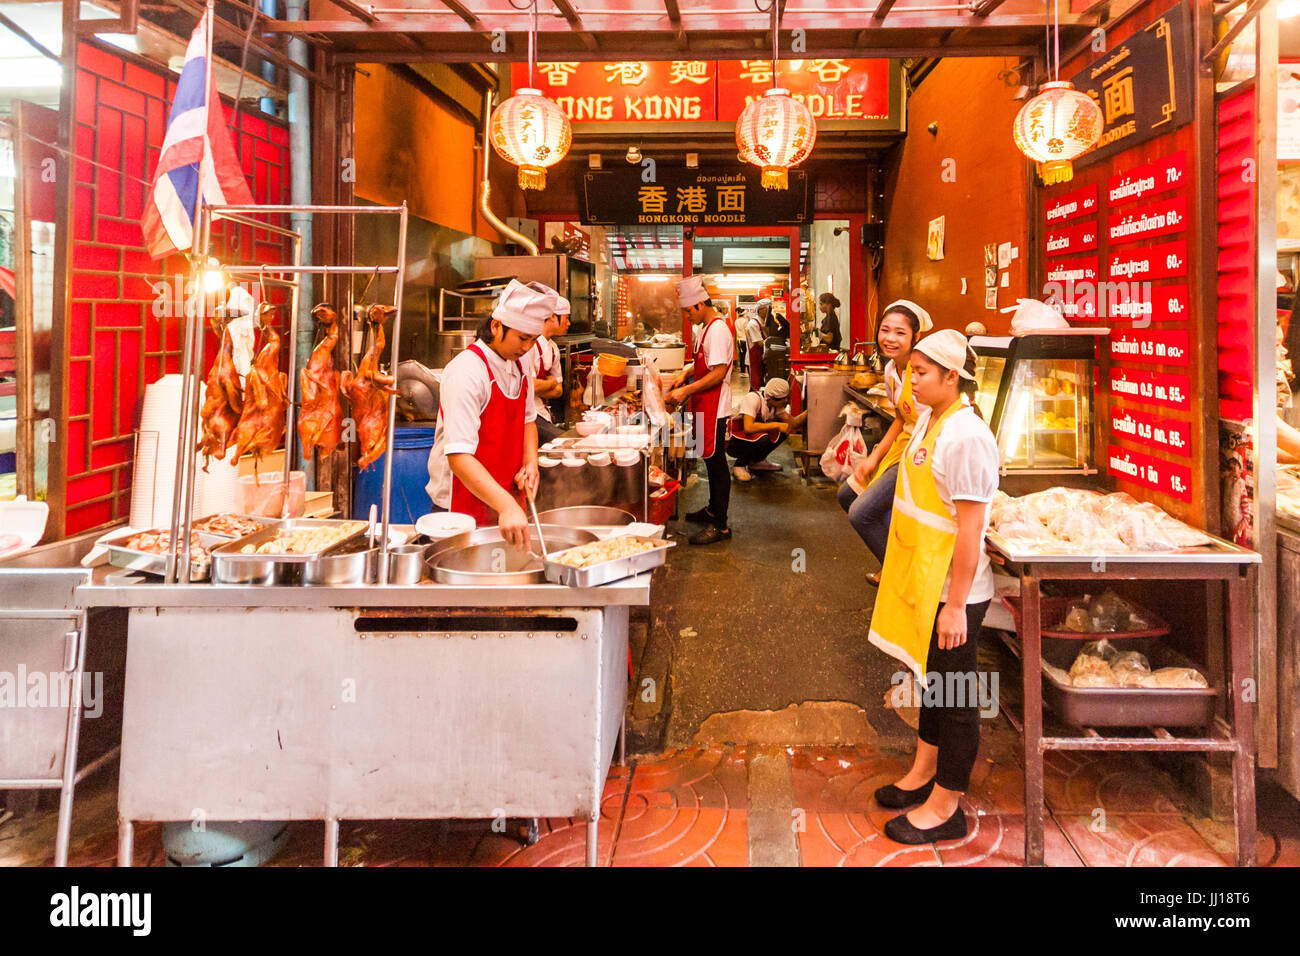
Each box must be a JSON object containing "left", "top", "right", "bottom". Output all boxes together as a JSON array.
[
  {"left": 1107, "top": 445, "right": 1193, "bottom": 502},
  {"left": 1045, "top": 255, "right": 1100, "bottom": 284},
  {"left": 1107, "top": 195, "right": 1188, "bottom": 246},
  {"left": 1045, "top": 183, "right": 1100, "bottom": 224},
  {"left": 1045, "top": 219, "right": 1098, "bottom": 258},
  {"left": 1107, "top": 151, "right": 1188, "bottom": 207},
  {"left": 1111, "top": 408, "right": 1192, "bottom": 458},
  {"left": 1109, "top": 368, "right": 1191, "bottom": 410},
  {"left": 1109, "top": 329, "right": 1190, "bottom": 366},
  {"left": 1108, "top": 240, "right": 1188, "bottom": 281}
]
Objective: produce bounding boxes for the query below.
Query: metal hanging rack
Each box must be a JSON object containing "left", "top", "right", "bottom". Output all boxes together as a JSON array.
[{"left": 165, "top": 202, "right": 410, "bottom": 584}]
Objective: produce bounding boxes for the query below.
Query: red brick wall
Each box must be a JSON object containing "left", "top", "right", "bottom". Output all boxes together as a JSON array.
[{"left": 63, "top": 40, "right": 292, "bottom": 534}]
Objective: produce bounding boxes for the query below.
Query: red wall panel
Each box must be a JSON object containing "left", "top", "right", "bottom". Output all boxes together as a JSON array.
[{"left": 63, "top": 40, "right": 292, "bottom": 535}]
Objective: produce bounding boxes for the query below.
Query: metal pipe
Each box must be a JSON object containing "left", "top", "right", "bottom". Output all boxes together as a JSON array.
[
  {"left": 378, "top": 203, "right": 409, "bottom": 578},
  {"left": 259, "top": 0, "right": 277, "bottom": 115},
  {"left": 479, "top": 93, "right": 539, "bottom": 254},
  {"left": 281, "top": 236, "right": 304, "bottom": 514},
  {"left": 209, "top": 209, "right": 304, "bottom": 238},
  {"left": 220, "top": 264, "right": 400, "bottom": 274},
  {"left": 286, "top": 0, "right": 315, "bottom": 486},
  {"left": 213, "top": 204, "right": 411, "bottom": 213}
]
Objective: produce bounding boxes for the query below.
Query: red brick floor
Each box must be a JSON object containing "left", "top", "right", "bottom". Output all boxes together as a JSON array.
[{"left": 8, "top": 735, "right": 1299, "bottom": 867}]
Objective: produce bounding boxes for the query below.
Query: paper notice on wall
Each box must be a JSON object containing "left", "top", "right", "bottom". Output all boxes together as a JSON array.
[
  {"left": 985, "top": 287, "right": 997, "bottom": 310},
  {"left": 997, "top": 242, "right": 1012, "bottom": 270},
  {"left": 1000, "top": 271, "right": 1010, "bottom": 288},
  {"left": 927, "top": 216, "right": 946, "bottom": 261},
  {"left": 1281, "top": 72, "right": 1300, "bottom": 162},
  {"left": 961, "top": 277, "right": 968, "bottom": 294}
]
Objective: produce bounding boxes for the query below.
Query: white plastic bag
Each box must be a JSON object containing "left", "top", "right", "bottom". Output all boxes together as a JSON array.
[{"left": 820, "top": 416, "right": 868, "bottom": 482}]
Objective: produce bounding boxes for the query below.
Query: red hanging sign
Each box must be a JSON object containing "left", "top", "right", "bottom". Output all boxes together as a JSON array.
[
  {"left": 1107, "top": 151, "right": 1188, "bottom": 206},
  {"left": 1111, "top": 408, "right": 1192, "bottom": 458},
  {"left": 1107, "top": 445, "right": 1193, "bottom": 501},
  {"left": 1107, "top": 195, "right": 1188, "bottom": 246},
  {"left": 1108, "top": 239, "right": 1188, "bottom": 280},
  {"left": 1045, "top": 219, "right": 1099, "bottom": 257},
  {"left": 1109, "top": 368, "right": 1191, "bottom": 410},
  {"left": 1045, "top": 183, "right": 1100, "bottom": 224},
  {"left": 1109, "top": 329, "right": 1190, "bottom": 366},
  {"left": 1045, "top": 255, "right": 1101, "bottom": 284}
]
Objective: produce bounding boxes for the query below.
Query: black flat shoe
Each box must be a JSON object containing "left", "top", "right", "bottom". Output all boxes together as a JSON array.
[
  {"left": 883, "top": 808, "right": 968, "bottom": 845},
  {"left": 689, "top": 525, "right": 732, "bottom": 546},
  {"left": 873, "top": 778, "right": 935, "bottom": 809},
  {"left": 685, "top": 507, "right": 716, "bottom": 524}
]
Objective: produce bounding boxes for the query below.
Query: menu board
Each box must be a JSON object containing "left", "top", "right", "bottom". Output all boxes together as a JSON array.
[
  {"left": 1045, "top": 220, "right": 1098, "bottom": 257},
  {"left": 1045, "top": 183, "right": 1099, "bottom": 224},
  {"left": 1111, "top": 408, "right": 1192, "bottom": 458},
  {"left": 1107, "top": 445, "right": 1193, "bottom": 501}
]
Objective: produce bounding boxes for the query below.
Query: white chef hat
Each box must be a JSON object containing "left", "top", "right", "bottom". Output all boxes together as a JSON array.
[
  {"left": 762, "top": 378, "right": 791, "bottom": 401},
  {"left": 525, "top": 281, "right": 561, "bottom": 314},
  {"left": 756, "top": 297, "right": 773, "bottom": 310},
  {"left": 882, "top": 299, "right": 933, "bottom": 333},
  {"left": 554, "top": 295, "right": 571, "bottom": 316},
  {"left": 676, "top": 275, "right": 710, "bottom": 309},
  {"left": 493, "top": 279, "right": 552, "bottom": 336},
  {"left": 914, "top": 329, "right": 977, "bottom": 380}
]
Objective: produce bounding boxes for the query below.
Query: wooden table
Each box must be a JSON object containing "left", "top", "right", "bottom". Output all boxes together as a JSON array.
[{"left": 987, "top": 534, "right": 1262, "bottom": 867}]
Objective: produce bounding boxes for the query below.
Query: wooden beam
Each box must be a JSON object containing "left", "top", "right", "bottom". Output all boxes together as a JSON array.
[
  {"left": 972, "top": 0, "right": 1009, "bottom": 16},
  {"left": 872, "top": 0, "right": 898, "bottom": 21},
  {"left": 663, "top": 0, "right": 681, "bottom": 23},
  {"left": 1203, "top": 0, "right": 1268, "bottom": 66},
  {"left": 328, "top": 0, "right": 377, "bottom": 23},
  {"left": 169, "top": 0, "right": 334, "bottom": 86},
  {"left": 436, "top": 0, "right": 482, "bottom": 29},
  {"left": 0, "top": 10, "right": 61, "bottom": 61}
]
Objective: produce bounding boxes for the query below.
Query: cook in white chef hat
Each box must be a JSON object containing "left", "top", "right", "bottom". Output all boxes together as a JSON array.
[
  {"left": 493, "top": 279, "right": 553, "bottom": 337},
  {"left": 554, "top": 295, "right": 571, "bottom": 316},
  {"left": 913, "top": 328, "right": 978, "bottom": 380},
  {"left": 675, "top": 275, "right": 710, "bottom": 309},
  {"left": 882, "top": 298, "right": 934, "bottom": 333},
  {"left": 756, "top": 297, "right": 773, "bottom": 311},
  {"left": 525, "top": 281, "right": 561, "bottom": 315},
  {"left": 762, "top": 377, "right": 792, "bottom": 402}
]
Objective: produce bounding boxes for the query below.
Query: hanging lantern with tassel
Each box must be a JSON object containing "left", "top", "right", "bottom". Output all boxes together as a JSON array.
[
  {"left": 490, "top": 88, "right": 571, "bottom": 191},
  {"left": 736, "top": 88, "right": 817, "bottom": 190},
  {"left": 1013, "top": 80, "right": 1103, "bottom": 185}
]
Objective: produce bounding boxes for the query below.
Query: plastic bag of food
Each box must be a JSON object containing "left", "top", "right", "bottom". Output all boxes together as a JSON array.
[
  {"left": 1060, "top": 602, "right": 1092, "bottom": 632},
  {"left": 1135, "top": 502, "right": 1213, "bottom": 549},
  {"left": 1041, "top": 661, "right": 1072, "bottom": 685},
  {"left": 1151, "top": 667, "right": 1209, "bottom": 688},
  {"left": 990, "top": 490, "right": 1026, "bottom": 527},
  {"left": 996, "top": 519, "right": 1053, "bottom": 545},
  {"left": 1079, "top": 637, "right": 1118, "bottom": 661},
  {"left": 1111, "top": 650, "right": 1150, "bottom": 674},
  {"left": 1116, "top": 509, "right": 1179, "bottom": 552},
  {"left": 1048, "top": 508, "right": 1105, "bottom": 545},
  {"left": 1088, "top": 593, "right": 1132, "bottom": 632},
  {"left": 1071, "top": 668, "right": 1119, "bottom": 688},
  {"left": 819, "top": 415, "right": 868, "bottom": 482},
  {"left": 641, "top": 366, "right": 670, "bottom": 430},
  {"left": 1069, "top": 650, "right": 1114, "bottom": 682}
]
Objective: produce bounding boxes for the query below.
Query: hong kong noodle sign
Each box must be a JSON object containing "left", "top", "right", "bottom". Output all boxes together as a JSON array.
[
  {"left": 1068, "top": 1, "right": 1193, "bottom": 169},
  {"left": 580, "top": 167, "right": 812, "bottom": 227}
]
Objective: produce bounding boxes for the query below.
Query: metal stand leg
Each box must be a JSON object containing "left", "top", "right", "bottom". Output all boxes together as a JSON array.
[
  {"left": 324, "top": 818, "right": 340, "bottom": 867},
  {"left": 1021, "top": 574, "right": 1046, "bottom": 866},
  {"left": 117, "top": 818, "right": 133, "bottom": 867},
  {"left": 1227, "top": 571, "right": 1258, "bottom": 866},
  {"left": 619, "top": 713, "right": 627, "bottom": 767},
  {"left": 586, "top": 814, "right": 599, "bottom": 867}
]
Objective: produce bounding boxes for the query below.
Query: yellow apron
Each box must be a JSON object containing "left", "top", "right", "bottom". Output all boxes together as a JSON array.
[
  {"left": 867, "top": 400, "right": 966, "bottom": 681},
  {"left": 870, "top": 363, "right": 921, "bottom": 484}
]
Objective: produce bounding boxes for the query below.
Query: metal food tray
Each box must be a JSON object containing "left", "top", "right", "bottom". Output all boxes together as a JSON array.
[
  {"left": 984, "top": 530, "right": 1261, "bottom": 565},
  {"left": 100, "top": 528, "right": 228, "bottom": 582},
  {"left": 543, "top": 536, "right": 675, "bottom": 588},
  {"left": 209, "top": 519, "right": 368, "bottom": 586},
  {"left": 1040, "top": 642, "right": 1217, "bottom": 728}
]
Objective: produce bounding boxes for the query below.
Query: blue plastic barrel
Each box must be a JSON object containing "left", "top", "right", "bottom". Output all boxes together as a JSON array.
[{"left": 352, "top": 425, "right": 436, "bottom": 524}]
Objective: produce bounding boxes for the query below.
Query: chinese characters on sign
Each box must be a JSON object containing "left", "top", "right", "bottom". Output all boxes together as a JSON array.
[
  {"left": 513, "top": 59, "right": 898, "bottom": 125},
  {"left": 582, "top": 168, "right": 810, "bottom": 226}
]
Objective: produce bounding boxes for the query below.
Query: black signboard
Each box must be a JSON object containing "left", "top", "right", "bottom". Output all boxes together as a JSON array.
[
  {"left": 1070, "top": 0, "right": 1193, "bottom": 169},
  {"left": 579, "top": 167, "right": 813, "bottom": 227}
]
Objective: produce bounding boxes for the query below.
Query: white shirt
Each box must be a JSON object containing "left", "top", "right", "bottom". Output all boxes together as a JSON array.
[
  {"left": 743, "top": 317, "right": 765, "bottom": 349},
  {"left": 735, "top": 390, "right": 772, "bottom": 423},
  {"left": 904, "top": 403, "right": 1000, "bottom": 604},
  {"left": 426, "top": 341, "right": 537, "bottom": 509},
  {"left": 884, "top": 359, "right": 905, "bottom": 406},
  {"left": 696, "top": 318, "right": 734, "bottom": 419},
  {"left": 521, "top": 336, "right": 560, "bottom": 423}
]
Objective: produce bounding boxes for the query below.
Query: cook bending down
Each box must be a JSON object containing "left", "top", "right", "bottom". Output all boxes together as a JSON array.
[
  {"left": 838, "top": 299, "right": 932, "bottom": 576},
  {"left": 866, "top": 329, "right": 999, "bottom": 846},
  {"left": 425, "top": 279, "right": 551, "bottom": 550},
  {"left": 727, "top": 378, "right": 807, "bottom": 481}
]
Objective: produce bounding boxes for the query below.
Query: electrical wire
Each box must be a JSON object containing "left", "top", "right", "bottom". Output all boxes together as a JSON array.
[{"left": 229, "top": 5, "right": 262, "bottom": 129}]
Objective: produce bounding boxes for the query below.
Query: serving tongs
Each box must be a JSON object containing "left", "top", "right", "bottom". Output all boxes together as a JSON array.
[{"left": 526, "top": 491, "right": 549, "bottom": 562}]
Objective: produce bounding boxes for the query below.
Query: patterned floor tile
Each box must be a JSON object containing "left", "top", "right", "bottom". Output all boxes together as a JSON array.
[
  {"left": 1041, "top": 751, "right": 1188, "bottom": 815},
  {"left": 1055, "top": 812, "right": 1230, "bottom": 867},
  {"left": 934, "top": 812, "right": 1084, "bottom": 867}
]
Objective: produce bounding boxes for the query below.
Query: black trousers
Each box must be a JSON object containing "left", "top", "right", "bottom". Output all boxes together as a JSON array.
[
  {"left": 703, "top": 417, "right": 731, "bottom": 527},
  {"left": 728, "top": 432, "right": 787, "bottom": 468},
  {"left": 916, "top": 600, "right": 991, "bottom": 793}
]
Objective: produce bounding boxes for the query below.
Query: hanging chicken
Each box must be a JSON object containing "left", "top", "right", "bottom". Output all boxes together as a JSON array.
[
  {"left": 341, "top": 303, "right": 399, "bottom": 471},
  {"left": 297, "top": 302, "right": 344, "bottom": 460},
  {"left": 231, "top": 303, "right": 289, "bottom": 472},
  {"left": 197, "top": 317, "right": 243, "bottom": 469}
]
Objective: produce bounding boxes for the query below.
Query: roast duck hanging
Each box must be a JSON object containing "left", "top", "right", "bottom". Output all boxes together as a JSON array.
[
  {"left": 297, "top": 302, "right": 344, "bottom": 460},
  {"left": 231, "top": 303, "right": 289, "bottom": 472},
  {"left": 340, "top": 303, "right": 398, "bottom": 471},
  {"left": 197, "top": 313, "right": 244, "bottom": 469}
]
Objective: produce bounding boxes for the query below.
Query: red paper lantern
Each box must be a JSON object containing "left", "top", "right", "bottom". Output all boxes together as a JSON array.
[
  {"left": 735, "top": 88, "right": 817, "bottom": 190},
  {"left": 1013, "top": 80, "right": 1104, "bottom": 185},
  {"left": 490, "top": 88, "right": 571, "bottom": 191}
]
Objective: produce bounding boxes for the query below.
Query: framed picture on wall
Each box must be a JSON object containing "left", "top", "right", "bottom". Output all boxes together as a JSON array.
[{"left": 927, "top": 216, "right": 945, "bottom": 261}]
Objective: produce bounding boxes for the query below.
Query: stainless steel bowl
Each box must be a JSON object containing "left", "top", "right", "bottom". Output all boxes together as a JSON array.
[
  {"left": 302, "top": 546, "right": 377, "bottom": 586},
  {"left": 428, "top": 526, "right": 597, "bottom": 586},
  {"left": 385, "top": 544, "right": 428, "bottom": 584},
  {"left": 535, "top": 506, "right": 636, "bottom": 528}
]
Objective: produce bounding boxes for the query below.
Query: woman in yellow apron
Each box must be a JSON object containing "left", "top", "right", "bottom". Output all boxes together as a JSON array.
[
  {"left": 837, "top": 300, "right": 933, "bottom": 569},
  {"left": 866, "top": 329, "right": 999, "bottom": 845}
]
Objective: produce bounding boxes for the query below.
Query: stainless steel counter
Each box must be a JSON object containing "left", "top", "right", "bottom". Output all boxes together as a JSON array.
[{"left": 75, "top": 565, "right": 652, "bottom": 608}]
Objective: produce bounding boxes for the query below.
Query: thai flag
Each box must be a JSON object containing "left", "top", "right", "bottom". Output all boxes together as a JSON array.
[{"left": 140, "top": 13, "right": 253, "bottom": 260}]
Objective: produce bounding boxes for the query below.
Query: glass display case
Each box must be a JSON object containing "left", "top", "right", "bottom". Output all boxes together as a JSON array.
[{"left": 969, "top": 331, "right": 1108, "bottom": 477}]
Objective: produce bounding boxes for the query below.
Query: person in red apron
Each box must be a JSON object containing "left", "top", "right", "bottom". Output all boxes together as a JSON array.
[
  {"left": 425, "top": 279, "right": 551, "bottom": 550},
  {"left": 744, "top": 300, "right": 769, "bottom": 388},
  {"left": 523, "top": 287, "right": 569, "bottom": 445},
  {"left": 665, "top": 275, "right": 734, "bottom": 546},
  {"left": 726, "top": 377, "right": 807, "bottom": 481}
]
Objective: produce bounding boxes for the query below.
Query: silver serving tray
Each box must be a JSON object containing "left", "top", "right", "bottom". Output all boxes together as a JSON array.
[
  {"left": 189, "top": 513, "right": 281, "bottom": 539},
  {"left": 542, "top": 536, "right": 675, "bottom": 588},
  {"left": 536, "top": 506, "right": 635, "bottom": 528},
  {"left": 210, "top": 519, "right": 368, "bottom": 586},
  {"left": 100, "top": 528, "right": 228, "bottom": 582}
]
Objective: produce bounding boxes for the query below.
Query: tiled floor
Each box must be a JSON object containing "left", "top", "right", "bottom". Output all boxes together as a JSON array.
[{"left": 6, "top": 730, "right": 1299, "bottom": 866}]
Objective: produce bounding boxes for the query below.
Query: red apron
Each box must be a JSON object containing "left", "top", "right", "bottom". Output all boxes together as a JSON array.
[
  {"left": 448, "top": 343, "right": 527, "bottom": 526},
  {"left": 689, "top": 317, "right": 733, "bottom": 458},
  {"left": 747, "top": 341, "right": 764, "bottom": 386}
]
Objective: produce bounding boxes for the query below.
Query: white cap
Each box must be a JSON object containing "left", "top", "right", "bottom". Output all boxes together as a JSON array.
[
  {"left": 492, "top": 279, "right": 552, "bottom": 336},
  {"left": 762, "top": 378, "right": 791, "bottom": 401},
  {"left": 882, "top": 299, "right": 933, "bottom": 333},
  {"left": 757, "top": 297, "right": 773, "bottom": 309},
  {"left": 525, "top": 281, "right": 561, "bottom": 314},
  {"left": 914, "top": 329, "right": 977, "bottom": 380},
  {"left": 554, "top": 295, "right": 571, "bottom": 316},
  {"left": 676, "top": 275, "right": 710, "bottom": 308}
]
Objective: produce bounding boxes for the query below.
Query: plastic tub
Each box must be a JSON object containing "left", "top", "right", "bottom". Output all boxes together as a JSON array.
[
  {"left": 236, "top": 471, "right": 306, "bottom": 518},
  {"left": 353, "top": 425, "right": 436, "bottom": 523}
]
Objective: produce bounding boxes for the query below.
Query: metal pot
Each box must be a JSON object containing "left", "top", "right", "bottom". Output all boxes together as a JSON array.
[
  {"left": 385, "top": 544, "right": 428, "bottom": 584},
  {"left": 427, "top": 526, "right": 597, "bottom": 585},
  {"left": 536, "top": 506, "right": 635, "bottom": 528},
  {"left": 432, "top": 330, "right": 476, "bottom": 368},
  {"left": 302, "top": 546, "right": 378, "bottom": 586}
]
